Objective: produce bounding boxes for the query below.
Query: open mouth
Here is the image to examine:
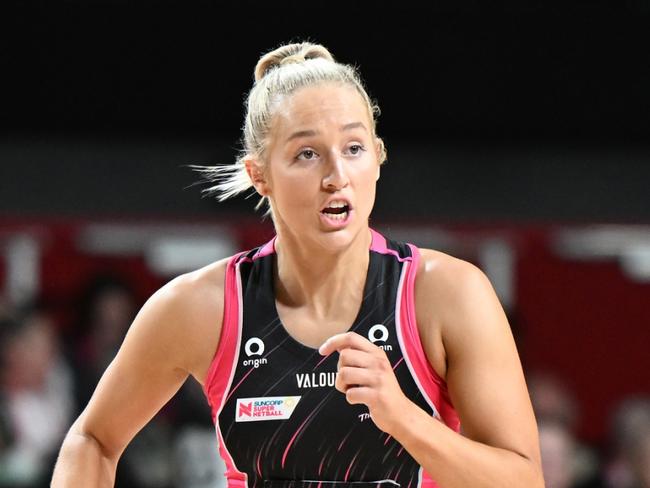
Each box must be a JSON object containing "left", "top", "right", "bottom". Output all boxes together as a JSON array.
[{"left": 321, "top": 201, "right": 351, "bottom": 221}]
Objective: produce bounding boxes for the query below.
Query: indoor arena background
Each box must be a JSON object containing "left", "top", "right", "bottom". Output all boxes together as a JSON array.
[{"left": 1, "top": 3, "right": 649, "bottom": 488}]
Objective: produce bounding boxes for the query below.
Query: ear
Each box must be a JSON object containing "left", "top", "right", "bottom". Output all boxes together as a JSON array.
[
  {"left": 374, "top": 137, "right": 384, "bottom": 181},
  {"left": 244, "top": 156, "right": 270, "bottom": 196}
]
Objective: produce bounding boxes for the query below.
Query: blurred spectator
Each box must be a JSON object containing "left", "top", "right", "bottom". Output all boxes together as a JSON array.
[
  {"left": 170, "top": 381, "right": 225, "bottom": 488},
  {"left": 0, "top": 298, "right": 11, "bottom": 322},
  {"left": 172, "top": 424, "right": 225, "bottom": 488},
  {"left": 539, "top": 419, "right": 578, "bottom": 488},
  {"left": 530, "top": 372, "right": 602, "bottom": 488},
  {"left": 0, "top": 307, "right": 74, "bottom": 487},
  {"left": 604, "top": 397, "right": 650, "bottom": 488},
  {"left": 529, "top": 372, "right": 579, "bottom": 429},
  {"left": 70, "top": 275, "right": 137, "bottom": 412}
]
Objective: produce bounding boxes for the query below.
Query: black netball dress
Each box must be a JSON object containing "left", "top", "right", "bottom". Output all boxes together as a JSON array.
[{"left": 203, "top": 229, "right": 460, "bottom": 488}]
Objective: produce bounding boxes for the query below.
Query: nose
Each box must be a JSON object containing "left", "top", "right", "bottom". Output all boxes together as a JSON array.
[{"left": 322, "top": 155, "right": 349, "bottom": 191}]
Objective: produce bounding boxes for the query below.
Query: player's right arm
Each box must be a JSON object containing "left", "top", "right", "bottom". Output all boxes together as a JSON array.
[{"left": 51, "top": 259, "right": 228, "bottom": 487}]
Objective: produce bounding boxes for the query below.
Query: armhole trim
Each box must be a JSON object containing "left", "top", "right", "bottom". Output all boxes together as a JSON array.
[
  {"left": 203, "top": 252, "right": 243, "bottom": 402},
  {"left": 398, "top": 244, "right": 461, "bottom": 432},
  {"left": 203, "top": 252, "right": 249, "bottom": 487},
  {"left": 405, "top": 244, "right": 449, "bottom": 389}
]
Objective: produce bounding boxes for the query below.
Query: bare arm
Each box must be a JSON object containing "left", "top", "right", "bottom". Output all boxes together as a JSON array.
[
  {"left": 320, "top": 252, "right": 542, "bottom": 488},
  {"left": 51, "top": 261, "right": 226, "bottom": 487},
  {"left": 396, "top": 251, "right": 543, "bottom": 488}
]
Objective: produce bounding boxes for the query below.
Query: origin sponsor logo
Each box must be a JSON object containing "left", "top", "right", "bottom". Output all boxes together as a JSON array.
[
  {"left": 296, "top": 372, "right": 337, "bottom": 389},
  {"left": 368, "top": 324, "right": 392, "bottom": 351},
  {"left": 235, "top": 396, "right": 300, "bottom": 422},
  {"left": 242, "top": 337, "right": 268, "bottom": 368},
  {"left": 242, "top": 357, "right": 268, "bottom": 368}
]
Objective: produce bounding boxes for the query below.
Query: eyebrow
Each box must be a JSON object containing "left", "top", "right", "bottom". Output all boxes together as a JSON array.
[{"left": 285, "top": 122, "right": 367, "bottom": 143}]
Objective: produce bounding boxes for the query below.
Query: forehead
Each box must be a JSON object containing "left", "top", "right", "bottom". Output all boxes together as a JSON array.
[{"left": 271, "top": 83, "right": 371, "bottom": 139}]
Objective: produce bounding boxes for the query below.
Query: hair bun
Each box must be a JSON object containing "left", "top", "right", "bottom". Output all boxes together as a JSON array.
[{"left": 254, "top": 42, "right": 335, "bottom": 82}]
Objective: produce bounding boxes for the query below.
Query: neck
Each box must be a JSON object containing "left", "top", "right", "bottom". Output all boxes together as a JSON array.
[{"left": 274, "top": 228, "right": 372, "bottom": 320}]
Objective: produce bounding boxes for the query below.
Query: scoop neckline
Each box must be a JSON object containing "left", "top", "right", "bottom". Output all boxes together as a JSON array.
[{"left": 269, "top": 250, "right": 374, "bottom": 356}]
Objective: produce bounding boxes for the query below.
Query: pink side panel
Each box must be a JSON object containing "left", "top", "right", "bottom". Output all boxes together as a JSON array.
[
  {"left": 421, "top": 472, "right": 438, "bottom": 488},
  {"left": 203, "top": 252, "right": 248, "bottom": 485},
  {"left": 226, "top": 480, "right": 248, "bottom": 488},
  {"left": 401, "top": 244, "right": 461, "bottom": 432},
  {"left": 203, "top": 252, "right": 243, "bottom": 414}
]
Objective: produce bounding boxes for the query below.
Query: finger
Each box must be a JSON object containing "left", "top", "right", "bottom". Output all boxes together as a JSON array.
[
  {"left": 319, "top": 331, "right": 378, "bottom": 356},
  {"left": 345, "top": 386, "right": 375, "bottom": 406},
  {"left": 336, "top": 366, "right": 375, "bottom": 391},
  {"left": 337, "top": 348, "right": 375, "bottom": 370}
]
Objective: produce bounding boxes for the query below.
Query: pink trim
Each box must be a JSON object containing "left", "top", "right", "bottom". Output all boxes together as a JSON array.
[
  {"left": 397, "top": 245, "right": 461, "bottom": 432},
  {"left": 421, "top": 472, "right": 438, "bottom": 488},
  {"left": 226, "top": 481, "right": 248, "bottom": 488},
  {"left": 203, "top": 252, "right": 244, "bottom": 414},
  {"left": 203, "top": 253, "right": 248, "bottom": 487},
  {"left": 254, "top": 236, "right": 277, "bottom": 259},
  {"left": 369, "top": 229, "right": 409, "bottom": 262},
  {"left": 253, "top": 229, "right": 395, "bottom": 261},
  {"left": 406, "top": 244, "right": 449, "bottom": 390}
]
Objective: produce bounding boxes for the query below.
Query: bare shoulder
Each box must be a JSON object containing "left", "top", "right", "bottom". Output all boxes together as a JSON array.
[
  {"left": 133, "top": 256, "right": 230, "bottom": 385},
  {"left": 415, "top": 248, "right": 493, "bottom": 321},
  {"left": 154, "top": 257, "right": 228, "bottom": 316},
  {"left": 414, "top": 248, "right": 498, "bottom": 380}
]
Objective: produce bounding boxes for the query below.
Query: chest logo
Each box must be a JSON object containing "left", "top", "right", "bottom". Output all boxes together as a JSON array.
[
  {"left": 242, "top": 337, "right": 268, "bottom": 368},
  {"left": 244, "top": 337, "right": 265, "bottom": 356},
  {"left": 235, "top": 396, "right": 301, "bottom": 422},
  {"left": 368, "top": 324, "right": 392, "bottom": 351}
]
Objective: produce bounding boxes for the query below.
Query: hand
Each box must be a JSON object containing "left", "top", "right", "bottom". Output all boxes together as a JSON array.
[{"left": 319, "top": 331, "right": 412, "bottom": 435}]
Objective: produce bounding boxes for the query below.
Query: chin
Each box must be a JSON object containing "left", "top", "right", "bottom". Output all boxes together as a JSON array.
[
  {"left": 276, "top": 208, "right": 369, "bottom": 253},
  {"left": 314, "top": 225, "right": 366, "bottom": 253}
]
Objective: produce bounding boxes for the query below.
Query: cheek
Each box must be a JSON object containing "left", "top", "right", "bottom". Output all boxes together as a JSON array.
[
  {"left": 355, "top": 166, "right": 378, "bottom": 205},
  {"left": 269, "top": 167, "right": 318, "bottom": 210}
]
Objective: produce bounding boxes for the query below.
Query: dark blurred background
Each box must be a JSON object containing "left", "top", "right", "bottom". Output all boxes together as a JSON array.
[{"left": 1, "top": 2, "right": 649, "bottom": 487}]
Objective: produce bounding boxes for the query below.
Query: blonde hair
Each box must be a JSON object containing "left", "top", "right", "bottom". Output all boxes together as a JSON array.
[{"left": 196, "top": 42, "right": 387, "bottom": 212}]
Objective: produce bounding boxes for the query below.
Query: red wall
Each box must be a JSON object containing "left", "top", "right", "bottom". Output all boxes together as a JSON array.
[{"left": 517, "top": 229, "right": 650, "bottom": 441}]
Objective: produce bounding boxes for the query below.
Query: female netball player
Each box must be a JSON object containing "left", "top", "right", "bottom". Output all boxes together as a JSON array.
[{"left": 52, "top": 42, "right": 544, "bottom": 487}]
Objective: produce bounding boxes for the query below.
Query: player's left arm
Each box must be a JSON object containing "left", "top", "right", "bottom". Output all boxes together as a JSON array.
[{"left": 403, "top": 250, "right": 544, "bottom": 488}]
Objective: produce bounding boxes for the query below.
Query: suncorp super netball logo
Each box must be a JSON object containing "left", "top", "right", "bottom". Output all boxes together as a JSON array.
[{"left": 235, "top": 396, "right": 301, "bottom": 422}]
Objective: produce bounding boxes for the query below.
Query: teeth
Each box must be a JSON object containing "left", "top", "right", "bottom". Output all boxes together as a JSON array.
[
  {"left": 323, "top": 211, "right": 348, "bottom": 221},
  {"left": 326, "top": 201, "right": 347, "bottom": 209}
]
